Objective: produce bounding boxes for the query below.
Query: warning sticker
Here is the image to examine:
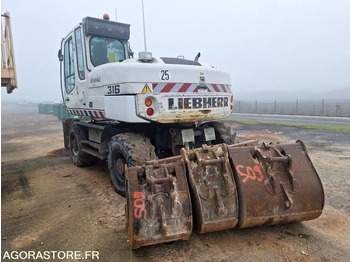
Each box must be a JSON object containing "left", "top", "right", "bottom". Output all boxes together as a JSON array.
[{"left": 141, "top": 84, "right": 152, "bottom": 93}]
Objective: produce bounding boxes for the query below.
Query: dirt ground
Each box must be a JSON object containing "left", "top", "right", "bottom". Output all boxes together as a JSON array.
[{"left": 1, "top": 103, "right": 349, "bottom": 262}]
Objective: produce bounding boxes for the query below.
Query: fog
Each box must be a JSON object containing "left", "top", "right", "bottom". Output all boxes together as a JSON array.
[{"left": 1, "top": 0, "right": 350, "bottom": 103}]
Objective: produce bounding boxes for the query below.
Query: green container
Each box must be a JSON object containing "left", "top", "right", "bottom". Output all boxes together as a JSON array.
[
  {"left": 38, "top": 103, "right": 51, "bottom": 114},
  {"left": 52, "top": 104, "right": 59, "bottom": 117},
  {"left": 38, "top": 102, "right": 85, "bottom": 121},
  {"left": 56, "top": 103, "right": 68, "bottom": 121},
  {"left": 47, "top": 104, "right": 54, "bottom": 114},
  {"left": 38, "top": 103, "right": 43, "bottom": 114}
]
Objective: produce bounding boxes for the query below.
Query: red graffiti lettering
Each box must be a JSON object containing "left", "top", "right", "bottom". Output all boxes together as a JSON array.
[
  {"left": 253, "top": 165, "right": 264, "bottom": 181},
  {"left": 133, "top": 192, "right": 144, "bottom": 199},
  {"left": 236, "top": 165, "right": 249, "bottom": 182},
  {"left": 247, "top": 167, "right": 256, "bottom": 180},
  {"left": 134, "top": 207, "right": 147, "bottom": 219},
  {"left": 236, "top": 165, "right": 264, "bottom": 183},
  {"left": 133, "top": 192, "right": 147, "bottom": 219}
]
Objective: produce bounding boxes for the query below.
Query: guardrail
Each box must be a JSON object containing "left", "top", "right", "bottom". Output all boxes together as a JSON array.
[{"left": 233, "top": 99, "right": 350, "bottom": 117}]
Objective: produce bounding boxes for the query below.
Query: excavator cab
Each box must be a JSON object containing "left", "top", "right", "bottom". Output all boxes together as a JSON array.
[{"left": 58, "top": 16, "right": 132, "bottom": 111}]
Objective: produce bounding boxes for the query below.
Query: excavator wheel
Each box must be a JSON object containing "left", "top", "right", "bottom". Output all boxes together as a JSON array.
[
  {"left": 203, "top": 122, "right": 236, "bottom": 145},
  {"left": 69, "top": 124, "right": 96, "bottom": 167},
  {"left": 107, "top": 133, "right": 157, "bottom": 196}
]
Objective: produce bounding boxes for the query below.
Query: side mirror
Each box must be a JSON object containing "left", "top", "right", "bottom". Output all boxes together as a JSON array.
[{"left": 58, "top": 49, "right": 63, "bottom": 61}]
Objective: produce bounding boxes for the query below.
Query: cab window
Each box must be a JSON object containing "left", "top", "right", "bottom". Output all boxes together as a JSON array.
[
  {"left": 74, "top": 27, "right": 85, "bottom": 80},
  {"left": 64, "top": 38, "right": 75, "bottom": 93},
  {"left": 90, "top": 37, "right": 125, "bottom": 67}
]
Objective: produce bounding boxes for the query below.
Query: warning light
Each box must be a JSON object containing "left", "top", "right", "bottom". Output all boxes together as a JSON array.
[
  {"left": 145, "top": 98, "right": 152, "bottom": 107},
  {"left": 146, "top": 108, "right": 154, "bottom": 116},
  {"left": 103, "top": 13, "right": 110, "bottom": 20}
]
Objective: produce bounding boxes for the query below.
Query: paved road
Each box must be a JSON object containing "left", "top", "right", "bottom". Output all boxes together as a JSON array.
[{"left": 229, "top": 113, "right": 350, "bottom": 126}]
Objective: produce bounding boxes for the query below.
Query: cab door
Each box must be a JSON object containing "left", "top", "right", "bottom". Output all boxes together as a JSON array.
[
  {"left": 73, "top": 27, "right": 88, "bottom": 107},
  {"left": 61, "top": 27, "right": 87, "bottom": 109},
  {"left": 62, "top": 35, "right": 76, "bottom": 108}
]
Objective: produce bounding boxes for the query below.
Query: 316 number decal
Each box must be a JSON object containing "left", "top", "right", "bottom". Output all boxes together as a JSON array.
[
  {"left": 133, "top": 192, "right": 147, "bottom": 219},
  {"left": 236, "top": 165, "right": 264, "bottom": 183},
  {"left": 106, "top": 85, "right": 120, "bottom": 96}
]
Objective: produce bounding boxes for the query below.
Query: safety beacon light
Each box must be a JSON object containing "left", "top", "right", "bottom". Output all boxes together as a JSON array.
[{"left": 103, "top": 13, "right": 110, "bottom": 20}]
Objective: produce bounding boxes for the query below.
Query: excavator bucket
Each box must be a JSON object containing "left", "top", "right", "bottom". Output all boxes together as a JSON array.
[
  {"left": 125, "top": 156, "right": 192, "bottom": 249},
  {"left": 227, "top": 140, "right": 324, "bottom": 228},
  {"left": 181, "top": 144, "right": 239, "bottom": 233},
  {"left": 126, "top": 140, "right": 324, "bottom": 249}
]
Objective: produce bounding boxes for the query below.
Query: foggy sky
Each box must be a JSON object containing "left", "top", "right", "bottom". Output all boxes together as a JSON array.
[{"left": 1, "top": 0, "right": 350, "bottom": 102}]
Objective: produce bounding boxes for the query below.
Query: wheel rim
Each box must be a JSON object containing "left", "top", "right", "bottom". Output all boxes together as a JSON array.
[{"left": 116, "top": 157, "right": 125, "bottom": 177}]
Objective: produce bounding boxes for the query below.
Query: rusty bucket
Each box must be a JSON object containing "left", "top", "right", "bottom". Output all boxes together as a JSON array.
[
  {"left": 126, "top": 156, "right": 192, "bottom": 249},
  {"left": 182, "top": 144, "right": 239, "bottom": 233},
  {"left": 227, "top": 140, "right": 324, "bottom": 228},
  {"left": 126, "top": 140, "right": 324, "bottom": 248}
]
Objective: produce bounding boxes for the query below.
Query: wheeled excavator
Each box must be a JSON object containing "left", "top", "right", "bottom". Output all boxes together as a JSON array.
[{"left": 58, "top": 15, "right": 324, "bottom": 249}]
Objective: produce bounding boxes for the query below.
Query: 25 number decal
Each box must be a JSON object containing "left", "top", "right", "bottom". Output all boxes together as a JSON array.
[
  {"left": 236, "top": 165, "right": 264, "bottom": 183},
  {"left": 133, "top": 192, "right": 147, "bottom": 219},
  {"left": 160, "top": 69, "right": 170, "bottom": 81}
]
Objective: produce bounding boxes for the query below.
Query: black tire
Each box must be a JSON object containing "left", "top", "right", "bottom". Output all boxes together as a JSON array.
[
  {"left": 203, "top": 122, "right": 236, "bottom": 145},
  {"left": 107, "top": 133, "right": 156, "bottom": 196},
  {"left": 62, "top": 119, "right": 71, "bottom": 149},
  {"left": 69, "top": 124, "right": 96, "bottom": 167}
]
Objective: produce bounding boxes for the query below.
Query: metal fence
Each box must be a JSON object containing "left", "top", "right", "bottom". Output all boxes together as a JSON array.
[{"left": 233, "top": 99, "right": 350, "bottom": 117}]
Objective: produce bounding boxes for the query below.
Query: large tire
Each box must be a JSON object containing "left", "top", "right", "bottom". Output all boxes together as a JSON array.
[
  {"left": 62, "top": 119, "right": 71, "bottom": 149},
  {"left": 203, "top": 122, "right": 236, "bottom": 145},
  {"left": 69, "top": 124, "right": 96, "bottom": 167},
  {"left": 107, "top": 133, "right": 157, "bottom": 196}
]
